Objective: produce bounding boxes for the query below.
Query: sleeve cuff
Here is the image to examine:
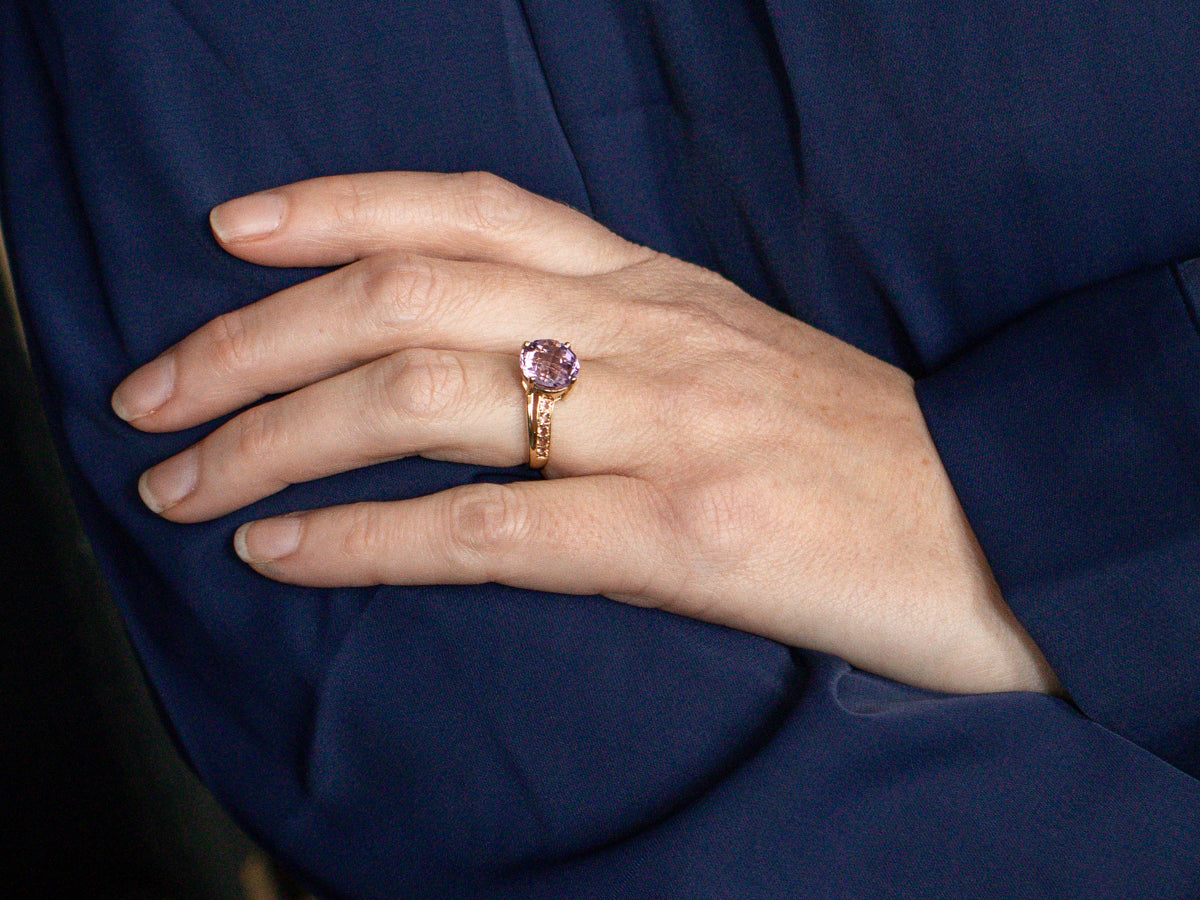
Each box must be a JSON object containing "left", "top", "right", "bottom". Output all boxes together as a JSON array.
[{"left": 915, "top": 261, "right": 1200, "bottom": 775}]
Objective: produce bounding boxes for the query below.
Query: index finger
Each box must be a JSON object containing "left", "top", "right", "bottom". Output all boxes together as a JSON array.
[{"left": 208, "top": 171, "right": 653, "bottom": 275}]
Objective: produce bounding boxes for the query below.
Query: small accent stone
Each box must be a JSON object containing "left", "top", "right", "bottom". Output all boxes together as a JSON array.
[{"left": 520, "top": 339, "right": 579, "bottom": 392}]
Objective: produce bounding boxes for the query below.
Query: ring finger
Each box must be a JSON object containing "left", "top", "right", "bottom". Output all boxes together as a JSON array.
[{"left": 138, "top": 347, "right": 644, "bottom": 523}]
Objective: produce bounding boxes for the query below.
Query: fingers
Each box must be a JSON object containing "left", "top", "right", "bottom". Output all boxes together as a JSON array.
[
  {"left": 208, "top": 171, "right": 654, "bottom": 275},
  {"left": 137, "top": 349, "right": 640, "bottom": 523},
  {"left": 232, "top": 477, "right": 671, "bottom": 596},
  {"left": 113, "top": 253, "right": 624, "bottom": 432}
]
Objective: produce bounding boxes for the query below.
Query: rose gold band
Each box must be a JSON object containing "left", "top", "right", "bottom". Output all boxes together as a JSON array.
[{"left": 526, "top": 390, "right": 556, "bottom": 469}]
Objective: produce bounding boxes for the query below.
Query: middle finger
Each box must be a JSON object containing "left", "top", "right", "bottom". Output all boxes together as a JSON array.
[{"left": 113, "top": 252, "right": 630, "bottom": 433}]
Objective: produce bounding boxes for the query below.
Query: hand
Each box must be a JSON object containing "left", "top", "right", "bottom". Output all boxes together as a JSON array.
[{"left": 112, "top": 171, "right": 1061, "bottom": 696}]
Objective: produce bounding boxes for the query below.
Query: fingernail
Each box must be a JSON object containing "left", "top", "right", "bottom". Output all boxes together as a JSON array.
[
  {"left": 112, "top": 353, "right": 176, "bottom": 421},
  {"left": 138, "top": 448, "right": 199, "bottom": 514},
  {"left": 235, "top": 517, "right": 302, "bottom": 563},
  {"left": 210, "top": 191, "right": 285, "bottom": 242}
]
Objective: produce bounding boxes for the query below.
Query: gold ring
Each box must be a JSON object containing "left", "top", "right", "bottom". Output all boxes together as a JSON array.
[{"left": 519, "top": 339, "right": 580, "bottom": 469}]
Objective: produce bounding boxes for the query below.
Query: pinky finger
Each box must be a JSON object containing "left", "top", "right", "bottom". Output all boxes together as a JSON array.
[{"left": 233, "top": 476, "right": 669, "bottom": 598}]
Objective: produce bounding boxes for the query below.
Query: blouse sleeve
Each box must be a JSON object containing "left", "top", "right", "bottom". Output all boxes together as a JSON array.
[{"left": 917, "top": 257, "right": 1200, "bottom": 776}]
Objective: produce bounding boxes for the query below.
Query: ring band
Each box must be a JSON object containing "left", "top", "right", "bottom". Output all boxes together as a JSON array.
[{"left": 519, "top": 339, "right": 580, "bottom": 469}]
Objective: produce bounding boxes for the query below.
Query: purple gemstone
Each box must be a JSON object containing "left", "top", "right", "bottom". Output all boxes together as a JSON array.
[{"left": 520, "top": 339, "right": 580, "bottom": 392}]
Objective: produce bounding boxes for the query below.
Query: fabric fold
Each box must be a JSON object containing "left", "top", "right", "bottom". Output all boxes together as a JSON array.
[{"left": 917, "top": 262, "right": 1200, "bottom": 776}]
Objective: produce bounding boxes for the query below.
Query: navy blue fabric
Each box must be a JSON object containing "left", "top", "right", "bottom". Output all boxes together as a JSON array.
[
  {"left": 4, "top": 1, "right": 1200, "bottom": 896},
  {"left": 917, "top": 265, "right": 1200, "bottom": 774}
]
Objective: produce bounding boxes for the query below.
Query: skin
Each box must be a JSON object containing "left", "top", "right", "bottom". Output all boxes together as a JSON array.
[{"left": 112, "top": 171, "right": 1063, "bottom": 697}]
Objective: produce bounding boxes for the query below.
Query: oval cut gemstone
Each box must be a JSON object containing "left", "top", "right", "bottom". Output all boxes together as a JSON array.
[{"left": 520, "top": 339, "right": 580, "bottom": 392}]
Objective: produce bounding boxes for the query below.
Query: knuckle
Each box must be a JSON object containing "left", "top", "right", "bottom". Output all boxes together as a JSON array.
[
  {"left": 337, "top": 503, "right": 387, "bottom": 564},
  {"left": 445, "top": 483, "right": 531, "bottom": 559},
  {"left": 661, "top": 480, "right": 754, "bottom": 558},
  {"left": 204, "top": 311, "right": 256, "bottom": 375},
  {"left": 454, "top": 170, "right": 531, "bottom": 235},
  {"left": 331, "top": 175, "right": 380, "bottom": 230},
  {"left": 644, "top": 297, "right": 728, "bottom": 344},
  {"left": 359, "top": 252, "right": 442, "bottom": 331},
  {"left": 374, "top": 349, "right": 468, "bottom": 424},
  {"left": 232, "top": 405, "right": 283, "bottom": 462}
]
